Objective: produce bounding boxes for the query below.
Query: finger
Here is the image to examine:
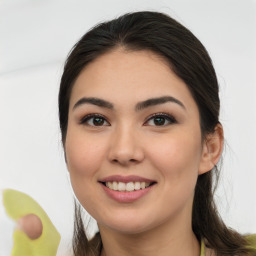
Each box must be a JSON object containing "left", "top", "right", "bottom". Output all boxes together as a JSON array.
[{"left": 17, "top": 214, "right": 43, "bottom": 240}]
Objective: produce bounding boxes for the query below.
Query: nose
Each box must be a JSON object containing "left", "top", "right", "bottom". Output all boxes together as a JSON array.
[{"left": 107, "top": 125, "right": 145, "bottom": 166}]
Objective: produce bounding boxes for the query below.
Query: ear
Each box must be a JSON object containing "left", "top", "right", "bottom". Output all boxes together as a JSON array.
[{"left": 198, "top": 123, "right": 224, "bottom": 175}]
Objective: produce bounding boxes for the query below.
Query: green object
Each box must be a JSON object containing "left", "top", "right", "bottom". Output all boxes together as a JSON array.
[
  {"left": 3, "top": 189, "right": 61, "bottom": 256},
  {"left": 200, "top": 234, "right": 256, "bottom": 256},
  {"left": 246, "top": 233, "right": 256, "bottom": 251},
  {"left": 200, "top": 238, "right": 205, "bottom": 256}
]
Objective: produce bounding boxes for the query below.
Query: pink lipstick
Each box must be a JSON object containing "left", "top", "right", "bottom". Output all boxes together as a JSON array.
[{"left": 99, "top": 175, "right": 156, "bottom": 203}]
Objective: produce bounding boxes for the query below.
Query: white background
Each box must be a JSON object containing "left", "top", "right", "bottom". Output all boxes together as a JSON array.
[{"left": 0, "top": 0, "right": 255, "bottom": 255}]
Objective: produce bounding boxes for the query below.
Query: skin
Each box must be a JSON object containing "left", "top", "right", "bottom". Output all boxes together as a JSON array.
[
  {"left": 65, "top": 48, "right": 223, "bottom": 256},
  {"left": 17, "top": 214, "right": 43, "bottom": 239}
]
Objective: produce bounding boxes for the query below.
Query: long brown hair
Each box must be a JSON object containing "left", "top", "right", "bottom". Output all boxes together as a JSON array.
[{"left": 59, "top": 11, "right": 254, "bottom": 256}]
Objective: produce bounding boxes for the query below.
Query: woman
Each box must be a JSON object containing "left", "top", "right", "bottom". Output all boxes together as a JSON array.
[
  {"left": 58, "top": 10, "right": 256, "bottom": 256},
  {"left": 9, "top": 10, "right": 256, "bottom": 256}
]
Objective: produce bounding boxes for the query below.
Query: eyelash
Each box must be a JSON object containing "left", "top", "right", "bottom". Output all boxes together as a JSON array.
[{"left": 79, "top": 112, "right": 177, "bottom": 127}]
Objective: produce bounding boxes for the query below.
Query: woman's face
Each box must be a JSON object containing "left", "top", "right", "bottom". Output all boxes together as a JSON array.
[{"left": 65, "top": 48, "right": 209, "bottom": 234}]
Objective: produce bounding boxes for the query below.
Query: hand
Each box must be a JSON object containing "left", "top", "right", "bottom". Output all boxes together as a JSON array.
[
  {"left": 3, "top": 189, "right": 60, "bottom": 256},
  {"left": 17, "top": 214, "right": 43, "bottom": 240}
]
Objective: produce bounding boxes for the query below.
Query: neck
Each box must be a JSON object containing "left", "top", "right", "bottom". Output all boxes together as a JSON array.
[{"left": 99, "top": 215, "right": 200, "bottom": 256}]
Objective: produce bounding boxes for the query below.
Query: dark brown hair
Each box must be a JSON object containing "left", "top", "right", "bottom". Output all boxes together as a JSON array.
[{"left": 59, "top": 11, "right": 253, "bottom": 256}]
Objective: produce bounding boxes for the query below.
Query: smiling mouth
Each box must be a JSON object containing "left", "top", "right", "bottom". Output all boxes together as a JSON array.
[{"left": 101, "top": 181, "right": 156, "bottom": 192}]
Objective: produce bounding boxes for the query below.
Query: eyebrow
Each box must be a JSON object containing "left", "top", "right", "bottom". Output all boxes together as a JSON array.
[{"left": 72, "top": 96, "right": 186, "bottom": 112}]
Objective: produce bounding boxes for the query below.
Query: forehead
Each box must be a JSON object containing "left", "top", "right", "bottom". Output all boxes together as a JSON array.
[{"left": 70, "top": 49, "right": 197, "bottom": 111}]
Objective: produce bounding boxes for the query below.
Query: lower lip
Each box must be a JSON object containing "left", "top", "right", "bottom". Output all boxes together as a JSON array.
[{"left": 100, "top": 183, "right": 154, "bottom": 203}]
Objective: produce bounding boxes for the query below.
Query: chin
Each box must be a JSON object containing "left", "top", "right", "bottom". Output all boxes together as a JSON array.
[
  {"left": 105, "top": 223, "right": 150, "bottom": 235},
  {"left": 98, "top": 213, "right": 157, "bottom": 235}
]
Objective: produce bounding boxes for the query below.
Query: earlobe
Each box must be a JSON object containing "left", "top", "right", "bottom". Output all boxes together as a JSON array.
[{"left": 198, "top": 124, "right": 224, "bottom": 175}]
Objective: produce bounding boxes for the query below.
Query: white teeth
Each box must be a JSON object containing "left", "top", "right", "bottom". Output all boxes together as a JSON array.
[
  {"left": 105, "top": 181, "right": 152, "bottom": 192},
  {"left": 106, "top": 182, "right": 113, "bottom": 189},
  {"left": 134, "top": 182, "right": 140, "bottom": 190},
  {"left": 118, "top": 182, "right": 126, "bottom": 191},
  {"left": 126, "top": 182, "right": 134, "bottom": 192},
  {"left": 113, "top": 181, "right": 118, "bottom": 191}
]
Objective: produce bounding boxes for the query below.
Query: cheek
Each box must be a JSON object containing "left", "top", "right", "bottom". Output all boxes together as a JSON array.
[
  {"left": 148, "top": 130, "right": 202, "bottom": 182},
  {"left": 64, "top": 129, "right": 108, "bottom": 186},
  {"left": 66, "top": 132, "right": 99, "bottom": 172},
  {"left": 64, "top": 131, "right": 108, "bottom": 215},
  {"left": 145, "top": 131, "right": 202, "bottom": 217}
]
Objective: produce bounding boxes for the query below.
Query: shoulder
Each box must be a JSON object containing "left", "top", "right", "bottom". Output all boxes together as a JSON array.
[{"left": 246, "top": 234, "right": 256, "bottom": 252}]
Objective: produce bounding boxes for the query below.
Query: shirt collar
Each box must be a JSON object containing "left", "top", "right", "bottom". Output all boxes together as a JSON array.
[{"left": 200, "top": 238, "right": 206, "bottom": 256}]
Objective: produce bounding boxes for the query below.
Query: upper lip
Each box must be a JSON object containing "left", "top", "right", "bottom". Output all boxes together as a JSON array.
[{"left": 99, "top": 175, "right": 156, "bottom": 183}]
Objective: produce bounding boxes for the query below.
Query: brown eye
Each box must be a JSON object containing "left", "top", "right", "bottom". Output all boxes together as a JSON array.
[
  {"left": 153, "top": 117, "right": 166, "bottom": 126},
  {"left": 145, "top": 113, "right": 177, "bottom": 126},
  {"left": 80, "top": 114, "right": 110, "bottom": 127}
]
